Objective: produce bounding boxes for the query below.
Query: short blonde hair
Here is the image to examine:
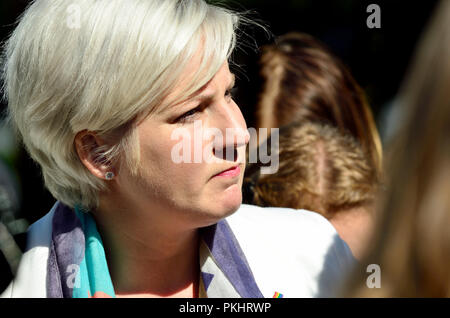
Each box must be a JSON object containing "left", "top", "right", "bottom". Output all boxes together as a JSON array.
[
  {"left": 2, "top": 0, "right": 240, "bottom": 210},
  {"left": 244, "top": 121, "right": 379, "bottom": 218}
]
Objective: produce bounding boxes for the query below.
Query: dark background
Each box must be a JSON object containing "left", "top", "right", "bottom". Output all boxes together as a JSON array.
[{"left": 0, "top": 0, "right": 439, "bottom": 224}]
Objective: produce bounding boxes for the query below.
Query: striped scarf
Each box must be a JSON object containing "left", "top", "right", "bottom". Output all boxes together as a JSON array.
[{"left": 46, "top": 202, "right": 263, "bottom": 298}]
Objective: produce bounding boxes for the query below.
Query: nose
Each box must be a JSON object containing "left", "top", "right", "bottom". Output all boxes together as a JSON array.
[{"left": 211, "top": 101, "right": 249, "bottom": 160}]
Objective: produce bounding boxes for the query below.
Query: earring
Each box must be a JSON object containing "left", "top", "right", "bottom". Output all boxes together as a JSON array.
[{"left": 105, "top": 172, "right": 115, "bottom": 180}]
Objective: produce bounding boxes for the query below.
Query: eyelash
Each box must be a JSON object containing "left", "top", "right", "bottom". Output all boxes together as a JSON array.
[
  {"left": 225, "top": 87, "right": 237, "bottom": 99},
  {"left": 176, "top": 87, "right": 236, "bottom": 124},
  {"left": 177, "top": 106, "right": 203, "bottom": 123}
]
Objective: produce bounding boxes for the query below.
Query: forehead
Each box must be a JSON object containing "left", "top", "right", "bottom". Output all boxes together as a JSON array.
[
  {"left": 162, "top": 61, "right": 234, "bottom": 112},
  {"left": 191, "top": 62, "right": 235, "bottom": 96}
]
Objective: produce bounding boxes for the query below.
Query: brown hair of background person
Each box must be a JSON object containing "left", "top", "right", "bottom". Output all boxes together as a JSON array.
[
  {"left": 244, "top": 121, "right": 379, "bottom": 259},
  {"left": 344, "top": 0, "right": 450, "bottom": 297},
  {"left": 255, "top": 32, "right": 383, "bottom": 177}
]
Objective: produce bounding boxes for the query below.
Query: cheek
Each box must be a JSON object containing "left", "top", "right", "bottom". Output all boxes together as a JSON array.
[{"left": 139, "top": 128, "right": 209, "bottom": 190}]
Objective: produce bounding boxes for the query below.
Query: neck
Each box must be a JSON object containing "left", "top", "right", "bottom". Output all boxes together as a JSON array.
[{"left": 94, "top": 198, "right": 200, "bottom": 297}]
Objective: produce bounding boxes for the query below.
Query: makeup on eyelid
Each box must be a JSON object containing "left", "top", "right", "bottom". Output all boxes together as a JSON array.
[{"left": 176, "top": 86, "right": 237, "bottom": 123}]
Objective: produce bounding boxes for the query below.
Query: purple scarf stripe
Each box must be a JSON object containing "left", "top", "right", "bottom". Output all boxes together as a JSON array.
[
  {"left": 200, "top": 271, "right": 214, "bottom": 291},
  {"left": 47, "top": 202, "right": 85, "bottom": 298},
  {"left": 200, "top": 220, "right": 263, "bottom": 298}
]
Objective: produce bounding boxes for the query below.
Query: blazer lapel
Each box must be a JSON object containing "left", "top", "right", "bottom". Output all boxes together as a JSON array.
[{"left": 199, "top": 220, "right": 263, "bottom": 298}]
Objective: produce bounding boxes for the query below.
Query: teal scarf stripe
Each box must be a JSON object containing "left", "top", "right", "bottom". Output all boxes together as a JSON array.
[{"left": 73, "top": 206, "right": 115, "bottom": 298}]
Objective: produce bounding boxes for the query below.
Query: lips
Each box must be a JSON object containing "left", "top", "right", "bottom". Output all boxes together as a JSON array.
[{"left": 213, "top": 165, "right": 241, "bottom": 178}]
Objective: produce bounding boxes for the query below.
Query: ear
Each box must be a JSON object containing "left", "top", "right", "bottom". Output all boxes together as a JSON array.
[{"left": 74, "top": 130, "right": 115, "bottom": 180}]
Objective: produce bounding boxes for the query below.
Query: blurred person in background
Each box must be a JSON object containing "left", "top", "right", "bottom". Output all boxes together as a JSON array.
[
  {"left": 0, "top": 158, "right": 23, "bottom": 292},
  {"left": 253, "top": 32, "right": 383, "bottom": 178},
  {"left": 1, "top": 0, "right": 354, "bottom": 298},
  {"left": 244, "top": 31, "right": 383, "bottom": 260},
  {"left": 0, "top": 116, "right": 27, "bottom": 292},
  {"left": 344, "top": 0, "right": 450, "bottom": 297},
  {"left": 244, "top": 121, "right": 379, "bottom": 260}
]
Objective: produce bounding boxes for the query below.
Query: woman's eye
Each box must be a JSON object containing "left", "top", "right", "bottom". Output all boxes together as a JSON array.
[
  {"left": 175, "top": 88, "right": 236, "bottom": 124},
  {"left": 225, "top": 87, "right": 237, "bottom": 100},
  {"left": 177, "top": 106, "right": 201, "bottom": 123}
]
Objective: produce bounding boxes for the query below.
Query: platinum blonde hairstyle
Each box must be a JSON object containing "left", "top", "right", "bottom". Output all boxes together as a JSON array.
[{"left": 2, "top": 0, "right": 240, "bottom": 211}]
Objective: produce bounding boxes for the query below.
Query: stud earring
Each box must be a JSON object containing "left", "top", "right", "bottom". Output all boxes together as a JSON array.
[{"left": 105, "top": 172, "right": 115, "bottom": 180}]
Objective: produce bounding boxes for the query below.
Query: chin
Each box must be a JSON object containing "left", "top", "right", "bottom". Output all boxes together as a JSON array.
[
  {"left": 197, "top": 184, "right": 242, "bottom": 227},
  {"left": 217, "top": 183, "right": 243, "bottom": 217}
]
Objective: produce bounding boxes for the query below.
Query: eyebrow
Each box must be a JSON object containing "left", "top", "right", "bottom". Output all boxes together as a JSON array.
[
  {"left": 192, "top": 72, "right": 236, "bottom": 102},
  {"left": 161, "top": 73, "right": 236, "bottom": 115}
]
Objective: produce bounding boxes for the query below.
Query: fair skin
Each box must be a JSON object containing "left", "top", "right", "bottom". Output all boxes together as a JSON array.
[
  {"left": 75, "top": 59, "right": 249, "bottom": 298},
  {"left": 329, "top": 206, "right": 374, "bottom": 260}
]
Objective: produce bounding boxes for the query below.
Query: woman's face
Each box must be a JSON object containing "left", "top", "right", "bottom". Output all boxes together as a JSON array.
[{"left": 114, "top": 61, "right": 249, "bottom": 229}]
